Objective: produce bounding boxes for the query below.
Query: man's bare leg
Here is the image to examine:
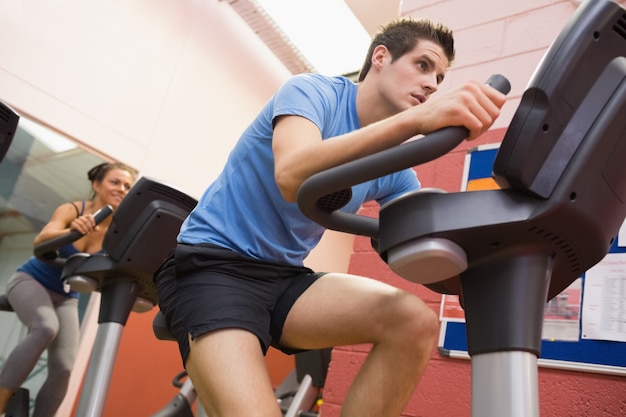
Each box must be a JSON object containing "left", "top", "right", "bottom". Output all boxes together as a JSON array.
[
  {"left": 186, "top": 329, "right": 283, "bottom": 417},
  {"left": 281, "top": 273, "right": 439, "bottom": 417}
]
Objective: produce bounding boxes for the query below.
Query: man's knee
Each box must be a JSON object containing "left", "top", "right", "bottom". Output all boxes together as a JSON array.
[{"left": 387, "top": 292, "right": 439, "bottom": 341}]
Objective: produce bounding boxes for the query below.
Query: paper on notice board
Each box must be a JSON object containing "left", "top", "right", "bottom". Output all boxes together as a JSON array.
[
  {"left": 542, "top": 278, "right": 582, "bottom": 342},
  {"left": 439, "top": 279, "right": 582, "bottom": 342},
  {"left": 581, "top": 253, "right": 626, "bottom": 342}
]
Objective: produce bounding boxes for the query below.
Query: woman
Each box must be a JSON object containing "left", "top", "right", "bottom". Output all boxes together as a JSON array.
[{"left": 0, "top": 162, "right": 136, "bottom": 417}]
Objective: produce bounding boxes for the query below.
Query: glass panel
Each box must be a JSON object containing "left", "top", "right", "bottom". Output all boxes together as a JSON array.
[{"left": 0, "top": 116, "right": 107, "bottom": 412}]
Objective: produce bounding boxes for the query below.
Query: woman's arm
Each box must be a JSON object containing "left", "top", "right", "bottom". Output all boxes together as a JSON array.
[{"left": 33, "top": 202, "right": 97, "bottom": 246}]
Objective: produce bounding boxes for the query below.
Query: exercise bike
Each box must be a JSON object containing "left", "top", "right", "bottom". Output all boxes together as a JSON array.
[
  {"left": 297, "top": 0, "right": 626, "bottom": 416},
  {"left": 30, "top": 176, "right": 197, "bottom": 417}
]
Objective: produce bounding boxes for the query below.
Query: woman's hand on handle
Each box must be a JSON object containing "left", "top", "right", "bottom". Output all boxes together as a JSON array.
[
  {"left": 34, "top": 204, "right": 112, "bottom": 245},
  {"left": 33, "top": 205, "right": 113, "bottom": 264},
  {"left": 69, "top": 212, "right": 99, "bottom": 236}
]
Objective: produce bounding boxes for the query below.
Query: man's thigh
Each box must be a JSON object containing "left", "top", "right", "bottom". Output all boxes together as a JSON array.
[
  {"left": 186, "top": 328, "right": 282, "bottom": 417},
  {"left": 279, "top": 272, "right": 423, "bottom": 350}
]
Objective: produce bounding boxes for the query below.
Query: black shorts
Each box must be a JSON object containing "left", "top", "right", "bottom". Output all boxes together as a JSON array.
[{"left": 154, "top": 243, "right": 324, "bottom": 366}]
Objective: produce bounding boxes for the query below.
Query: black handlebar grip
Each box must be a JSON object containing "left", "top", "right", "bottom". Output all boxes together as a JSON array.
[
  {"left": 92, "top": 204, "right": 114, "bottom": 224},
  {"left": 34, "top": 204, "right": 114, "bottom": 264},
  {"left": 485, "top": 74, "right": 511, "bottom": 95}
]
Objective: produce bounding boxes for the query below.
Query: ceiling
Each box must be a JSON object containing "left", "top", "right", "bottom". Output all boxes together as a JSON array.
[
  {"left": 344, "top": 0, "right": 401, "bottom": 35},
  {"left": 221, "top": 0, "right": 401, "bottom": 76},
  {"left": 222, "top": 0, "right": 316, "bottom": 74}
]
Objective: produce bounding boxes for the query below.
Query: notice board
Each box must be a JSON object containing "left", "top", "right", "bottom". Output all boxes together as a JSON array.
[{"left": 437, "top": 144, "right": 626, "bottom": 376}]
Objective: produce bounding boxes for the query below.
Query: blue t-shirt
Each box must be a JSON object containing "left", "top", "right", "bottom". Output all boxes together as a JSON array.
[{"left": 179, "top": 74, "right": 420, "bottom": 265}]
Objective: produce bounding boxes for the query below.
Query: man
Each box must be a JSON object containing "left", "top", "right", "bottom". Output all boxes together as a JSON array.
[{"left": 155, "top": 17, "right": 506, "bottom": 417}]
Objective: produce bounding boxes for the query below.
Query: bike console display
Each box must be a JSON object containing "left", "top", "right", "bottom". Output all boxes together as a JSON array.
[{"left": 60, "top": 177, "right": 197, "bottom": 310}]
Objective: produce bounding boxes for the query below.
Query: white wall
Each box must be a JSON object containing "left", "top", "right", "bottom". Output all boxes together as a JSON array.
[
  {"left": 402, "top": 0, "right": 578, "bottom": 130},
  {"left": 0, "top": 0, "right": 290, "bottom": 199},
  {"left": 401, "top": 0, "right": 626, "bottom": 129}
]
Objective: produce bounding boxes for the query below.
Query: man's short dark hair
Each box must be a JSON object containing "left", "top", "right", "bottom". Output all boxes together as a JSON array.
[{"left": 358, "top": 18, "right": 455, "bottom": 82}]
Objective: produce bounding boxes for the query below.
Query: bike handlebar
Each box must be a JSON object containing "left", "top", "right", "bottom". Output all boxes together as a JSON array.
[
  {"left": 34, "top": 204, "right": 114, "bottom": 267},
  {"left": 296, "top": 74, "right": 511, "bottom": 239}
]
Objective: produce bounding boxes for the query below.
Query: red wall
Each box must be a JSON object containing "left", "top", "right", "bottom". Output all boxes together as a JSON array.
[{"left": 319, "top": 128, "right": 626, "bottom": 417}]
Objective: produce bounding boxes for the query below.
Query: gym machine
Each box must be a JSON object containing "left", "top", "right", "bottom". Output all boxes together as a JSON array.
[
  {"left": 296, "top": 0, "right": 626, "bottom": 416},
  {"left": 34, "top": 176, "right": 197, "bottom": 417}
]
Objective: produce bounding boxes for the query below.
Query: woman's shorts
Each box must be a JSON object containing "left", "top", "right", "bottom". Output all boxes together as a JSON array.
[{"left": 154, "top": 243, "right": 324, "bottom": 366}]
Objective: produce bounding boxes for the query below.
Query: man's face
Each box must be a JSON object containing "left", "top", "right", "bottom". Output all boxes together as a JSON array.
[{"left": 378, "top": 39, "right": 449, "bottom": 113}]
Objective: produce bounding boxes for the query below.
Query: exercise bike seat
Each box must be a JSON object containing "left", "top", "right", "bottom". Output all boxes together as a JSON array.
[
  {"left": 0, "top": 293, "right": 12, "bottom": 312},
  {"left": 153, "top": 310, "right": 175, "bottom": 341}
]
